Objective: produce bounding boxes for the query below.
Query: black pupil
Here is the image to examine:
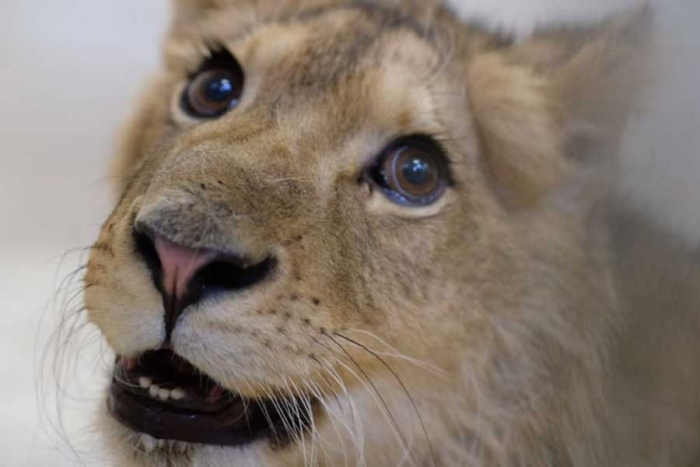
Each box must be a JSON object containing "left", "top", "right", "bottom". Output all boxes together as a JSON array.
[
  {"left": 205, "top": 75, "right": 235, "bottom": 103},
  {"left": 401, "top": 157, "right": 432, "bottom": 186}
]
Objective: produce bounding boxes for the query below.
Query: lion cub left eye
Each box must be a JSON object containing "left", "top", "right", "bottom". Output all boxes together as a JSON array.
[
  {"left": 368, "top": 137, "right": 449, "bottom": 207},
  {"left": 181, "top": 48, "right": 244, "bottom": 119}
]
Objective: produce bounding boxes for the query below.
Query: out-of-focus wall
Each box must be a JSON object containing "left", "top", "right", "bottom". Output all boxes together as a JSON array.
[
  {"left": 0, "top": 0, "right": 696, "bottom": 465},
  {"left": 0, "top": 0, "right": 169, "bottom": 249},
  {"left": 618, "top": 0, "right": 700, "bottom": 239},
  {"left": 0, "top": 2, "right": 170, "bottom": 465}
]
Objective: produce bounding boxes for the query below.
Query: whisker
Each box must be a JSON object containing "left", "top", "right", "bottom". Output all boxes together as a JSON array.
[
  {"left": 317, "top": 356, "right": 367, "bottom": 466},
  {"left": 303, "top": 379, "right": 350, "bottom": 467},
  {"left": 33, "top": 246, "right": 106, "bottom": 467},
  {"left": 341, "top": 328, "right": 453, "bottom": 379},
  {"left": 323, "top": 333, "right": 419, "bottom": 467},
  {"left": 257, "top": 384, "right": 282, "bottom": 446},
  {"left": 334, "top": 332, "right": 437, "bottom": 467}
]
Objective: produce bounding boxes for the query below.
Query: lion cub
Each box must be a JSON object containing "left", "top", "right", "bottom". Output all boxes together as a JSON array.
[{"left": 82, "top": 1, "right": 700, "bottom": 466}]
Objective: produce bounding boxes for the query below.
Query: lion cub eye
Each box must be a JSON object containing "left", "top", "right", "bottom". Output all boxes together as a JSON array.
[
  {"left": 368, "top": 136, "right": 449, "bottom": 207},
  {"left": 182, "top": 49, "right": 244, "bottom": 119}
]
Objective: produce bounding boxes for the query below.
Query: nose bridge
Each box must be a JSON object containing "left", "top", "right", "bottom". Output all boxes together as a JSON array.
[
  {"left": 135, "top": 132, "right": 316, "bottom": 256},
  {"left": 135, "top": 188, "right": 243, "bottom": 255}
]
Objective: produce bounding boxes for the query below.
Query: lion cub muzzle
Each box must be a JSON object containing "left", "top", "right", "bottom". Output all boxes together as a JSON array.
[{"left": 133, "top": 191, "right": 278, "bottom": 341}]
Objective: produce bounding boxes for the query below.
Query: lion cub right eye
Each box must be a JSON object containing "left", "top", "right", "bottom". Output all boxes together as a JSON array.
[
  {"left": 367, "top": 136, "right": 451, "bottom": 207},
  {"left": 181, "top": 48, "right": 245, "bottom": 119}
]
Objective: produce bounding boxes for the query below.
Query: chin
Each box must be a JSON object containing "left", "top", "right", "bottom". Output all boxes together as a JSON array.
[{"left": 101, "top": 413, "right": 298, "bottom": 467}]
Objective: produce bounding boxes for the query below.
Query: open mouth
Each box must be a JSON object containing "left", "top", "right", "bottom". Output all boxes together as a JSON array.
[{"left": 109, "top": 349, "right": 314, "bottom": 448}]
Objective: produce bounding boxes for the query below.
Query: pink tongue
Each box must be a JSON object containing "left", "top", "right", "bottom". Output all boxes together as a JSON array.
[
  {"left": 121, "top": 357, "right": 137, "bottom": 371},
  {"left": 154, "top": 238, "right": 219, "bottom": 300},
  {"left": 208, "top": 385, "right": 224, "bottom": 403}
]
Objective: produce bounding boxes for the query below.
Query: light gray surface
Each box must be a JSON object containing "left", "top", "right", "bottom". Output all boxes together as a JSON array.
[
  {"left": 0, "top": 1, "right": 697, "bottom": 465},
  {"left": 0, "top": 2, "right": 170, "bottom": 465}
]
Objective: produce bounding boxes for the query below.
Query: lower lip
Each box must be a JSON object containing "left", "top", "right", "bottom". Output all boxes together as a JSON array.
[{"left": 108, "top": 382, "right": 268, "bottom": 447}]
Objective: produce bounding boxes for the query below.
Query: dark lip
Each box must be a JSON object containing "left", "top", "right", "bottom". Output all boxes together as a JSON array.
[
  {"left": 109, "top": 383, "right": 269, "bottom": 446},
  {"left": 108, "top": 350, "right": 315, "bottom": 448}
]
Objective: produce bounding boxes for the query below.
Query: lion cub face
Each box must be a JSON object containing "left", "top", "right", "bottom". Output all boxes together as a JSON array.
[{"left": 84, "top": 1, "right": 647, "bottom": 465}]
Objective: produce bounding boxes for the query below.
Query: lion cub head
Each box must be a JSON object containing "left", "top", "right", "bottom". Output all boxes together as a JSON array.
[{"left": 84, "top": 1, "right": 649, "bottom": 465}]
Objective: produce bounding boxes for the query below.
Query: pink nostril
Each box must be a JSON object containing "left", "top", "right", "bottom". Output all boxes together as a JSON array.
[
  {"left": 134, "top": 228, "right": 276, "bottom": 342},
  {"left": 154, "top": 237, "right": 219, "bottom": 302}
]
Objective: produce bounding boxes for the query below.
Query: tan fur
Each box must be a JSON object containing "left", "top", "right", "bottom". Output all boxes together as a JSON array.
[{"left": 84, "top": 1, "right": 700, "bottom": 466}]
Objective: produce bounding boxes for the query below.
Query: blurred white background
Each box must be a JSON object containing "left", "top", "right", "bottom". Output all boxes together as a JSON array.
[
  {"left": 0, "top": 2, "right": 170, "bottom": 465},
  {"left": 0, "top": 0, "right": 697, "bottom": 465}
]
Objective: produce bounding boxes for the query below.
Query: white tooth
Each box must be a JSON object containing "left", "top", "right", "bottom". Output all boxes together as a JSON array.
[
  {"left": 149, "top": 385, "right": 159, "bottom": 398},
  {"left": 139, "top": 376, "right": 152, "bottom": 388},
  {"left": 170, "top": 388, "right": 186, "bottom": 400},
  {"left": 141, "top": 434, "right": 156, "bottom": 453},
  {"left": 158, "top": 388, "right": 170, "bottom": 400}
]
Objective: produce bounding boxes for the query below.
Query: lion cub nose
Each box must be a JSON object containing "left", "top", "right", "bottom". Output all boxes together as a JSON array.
[
  {"left": 154, "top": 237, "right": 219, "bottom": 305},
  {"left": 134, "top": 233, "right": 276, "bottom": 341}
]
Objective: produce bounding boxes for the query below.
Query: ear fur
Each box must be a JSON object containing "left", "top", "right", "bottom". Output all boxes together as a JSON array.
[
  {"left": 513, "top": 5, "right": 654, "bottom": 136},
  {"left": 466, "top": 6, "right": 654, "bottom": 207},
  {"left": 467, "top": 53, "right": 563, "bottom": 207}
]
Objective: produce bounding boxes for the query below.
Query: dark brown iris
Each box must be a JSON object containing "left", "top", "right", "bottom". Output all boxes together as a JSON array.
[
  {"left": 185, "top": 69, "right": 243, "bottom": 118},
  {"left": 182, "top": 48, "right": 245, "bottom": 119},
  {"left": 372, "top": 139, "right": 448, "bottom": 206}
]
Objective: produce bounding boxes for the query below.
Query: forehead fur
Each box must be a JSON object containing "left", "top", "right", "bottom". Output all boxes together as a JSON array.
[
  {"left": 165, "top": 1, "right": 457, "bottom": 70},
  {"left": 164, "top": 1, "right": 460, "bottom": 151}
]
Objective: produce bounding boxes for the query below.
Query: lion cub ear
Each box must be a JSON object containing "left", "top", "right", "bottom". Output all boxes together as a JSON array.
[{"left": 466, "top": 6, "right": 653, "bottom": 208}]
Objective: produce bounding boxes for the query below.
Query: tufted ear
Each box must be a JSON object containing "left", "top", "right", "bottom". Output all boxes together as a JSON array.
[
  {"left": 511, "top": 6, "right": 653, "bottom": 138},
  {"left": 466, "top": 6, "right": 653, "bottom": 207}
]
